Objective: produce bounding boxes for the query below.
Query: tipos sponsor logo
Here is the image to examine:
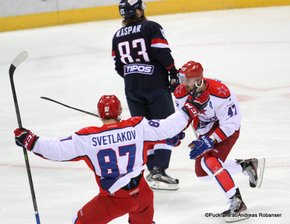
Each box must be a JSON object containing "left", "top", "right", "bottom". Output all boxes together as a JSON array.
[{"left": 124, "top": 64, "right": 154, "bottom": 75}]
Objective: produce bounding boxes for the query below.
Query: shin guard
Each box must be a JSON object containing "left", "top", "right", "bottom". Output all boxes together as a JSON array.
[{"left": 201, "top": 156, "right": 236, "bottom": 198}]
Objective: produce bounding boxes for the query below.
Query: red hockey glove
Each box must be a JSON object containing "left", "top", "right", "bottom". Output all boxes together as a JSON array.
[
  {"left": 182, "top": 101, "right": 199, "bottom": 120},
  {"left": 182, "top": 90, "right": 210, "bottom": 119},
  {"left": 188, "top": 90, "right": 210, "bottom": 111},
  {"left": 14, "top": 128, "right": 38, "bottom": 151}
]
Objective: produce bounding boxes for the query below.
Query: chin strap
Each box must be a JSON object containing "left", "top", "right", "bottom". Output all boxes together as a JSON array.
[{"left": 195, "top": 78, "right": 204, "bottom": 89}]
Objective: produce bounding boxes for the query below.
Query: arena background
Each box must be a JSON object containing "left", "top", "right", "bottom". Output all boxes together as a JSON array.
[
  {"left": 1, "top": 0, "right": 290, "bottom": 32},
  {"left": 1, "top": 1, "right": 290, "bottom": 223}
]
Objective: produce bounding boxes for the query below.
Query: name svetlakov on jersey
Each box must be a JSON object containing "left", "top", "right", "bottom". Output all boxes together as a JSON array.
[{"left": 92, "top": 130, "right": 137, "bottom": 146}]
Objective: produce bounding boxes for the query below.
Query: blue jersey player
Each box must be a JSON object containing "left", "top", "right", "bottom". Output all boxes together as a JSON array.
[{"left": 112, "top": 0, "right": 180, "bottom": 190}]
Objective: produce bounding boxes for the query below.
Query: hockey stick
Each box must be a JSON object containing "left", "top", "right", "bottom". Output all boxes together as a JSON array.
[
  {"left": 9, "top": 51, "right": 41, "bottom": 224},
  {"left": 40, "top": 96, "right": 99, "bottom": 117}
]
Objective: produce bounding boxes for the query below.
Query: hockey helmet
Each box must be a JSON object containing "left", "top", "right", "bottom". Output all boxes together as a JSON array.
[
  {"left": 178, "top": 61, "right": 204, "bottom": 87},
  {"left": 97, "top": 95, "right": 122, "bottom": 119},
  {"left": 119, "top": 0, "right": 146, "bottom": 19}
]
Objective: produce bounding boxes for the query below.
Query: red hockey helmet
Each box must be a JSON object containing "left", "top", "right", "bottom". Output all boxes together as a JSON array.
[
  {"left": 179, "top": 61, "right": 203, "bottom": 79},
  {"left": 178, "top": 61, "right": 204, "bottom": 87},
  {"left": 97, "top": 95, "right": 122, "bottom": 119}
]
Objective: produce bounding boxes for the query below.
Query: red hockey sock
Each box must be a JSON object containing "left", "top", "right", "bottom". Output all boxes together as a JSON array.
[{"left": 201, "top": 156, "right": 236, "bottom": 196}]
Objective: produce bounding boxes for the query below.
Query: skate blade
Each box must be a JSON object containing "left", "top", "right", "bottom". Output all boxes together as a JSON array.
[
  {"left": 148, "top": 180, "right": 179, "bottom": 191},
  {"left": 256, "top": 158, "right": 266, "bottom": 188},
  {"left": 224, "top": 211, "right": 250, "bottom": 223}
]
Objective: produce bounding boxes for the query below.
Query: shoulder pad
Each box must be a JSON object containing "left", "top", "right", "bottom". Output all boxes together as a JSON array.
[
  {"left": 123, "top": 116, "right": 143, "bottom": 127},
  {"left": 145, "top": 20, "right": 162, "bottom": 28},
  {"left": 76, "top": 126, "right": 100, "bottom": 135},
  {"left": 205, "top": 78, "right": 231, "bottom": 99}
]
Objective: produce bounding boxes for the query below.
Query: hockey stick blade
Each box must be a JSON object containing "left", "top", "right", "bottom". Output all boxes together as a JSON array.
[
  {"left": 40, "top": 96, "right": 99, "bottom": 118},
  {"left": 9, "top": 51, "right": 29, "bottom": 78},
  {"left": 9, "top": 51, "right": 29, "bottom": 128}
]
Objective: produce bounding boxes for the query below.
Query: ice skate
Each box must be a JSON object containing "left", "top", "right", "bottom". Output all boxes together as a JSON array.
[
  {"left": 236, "top": 158, "right": 265, "bottom": 188},
  {"left": 146, "top": 167, "right": 179, "bottom": 190},
  {"left": 223, "top": 188, "right": 249, "bottom": 223}
]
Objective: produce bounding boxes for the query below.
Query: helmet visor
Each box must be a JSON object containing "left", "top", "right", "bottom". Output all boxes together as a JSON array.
[
  {"left": 178, "top": 72, "right": 204, "bottom": 88},
  {"left": 177, "top": 72, "right": 197, "bottom": 85},
  {"left": 177, "top": 72, "right": 186, "bottom": 84}
]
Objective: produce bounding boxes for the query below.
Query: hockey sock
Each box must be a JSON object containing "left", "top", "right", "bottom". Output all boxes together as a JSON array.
[
  {"left": 201, "top": 156, "right": 236, "bottom": 198},
  {"left": 154, "top": 148, "right": 172, "bottom": 169},
  {"left": 146, "top": 154, "right": 155, "bottom": 171},
  {"left": 223, "top": 159, "right": 243, "bottom": 175},
  {"left": 145, "top": 142, "right": 155, "bottom": 170}
]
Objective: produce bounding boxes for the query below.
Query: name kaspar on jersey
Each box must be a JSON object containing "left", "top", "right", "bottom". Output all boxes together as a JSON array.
[{"left": 116, "top": 25, "right": 142, "bottom": 37}]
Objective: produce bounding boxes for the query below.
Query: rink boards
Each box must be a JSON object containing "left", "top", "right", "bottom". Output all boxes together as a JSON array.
[{"left": 1, "top": 0, "right": 290, "bottom": 32}]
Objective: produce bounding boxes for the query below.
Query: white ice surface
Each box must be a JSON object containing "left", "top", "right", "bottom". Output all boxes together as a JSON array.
[{"left": 0, "top": 5, "right": 290, "bottom": 224}]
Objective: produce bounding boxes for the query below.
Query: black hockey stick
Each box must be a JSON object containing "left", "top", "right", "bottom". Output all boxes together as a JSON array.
[
  {"left": 40, "top": 96, "right": 99, "bottom": 117},
  {"left": 9, "top": 51, "right": 41, "bottom": 224}
]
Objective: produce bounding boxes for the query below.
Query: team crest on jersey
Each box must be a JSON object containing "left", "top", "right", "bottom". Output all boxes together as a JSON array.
[
  {"left": 124, "top": 64, "right": 154, "bottom": 76},
  {"left": 217, "top": 86, "right": 228, "bottom": 96}
]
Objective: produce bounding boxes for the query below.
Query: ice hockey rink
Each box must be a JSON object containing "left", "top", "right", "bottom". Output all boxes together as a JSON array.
[{"left": 1, "top": 5, "right": 290, "bottom": 224}]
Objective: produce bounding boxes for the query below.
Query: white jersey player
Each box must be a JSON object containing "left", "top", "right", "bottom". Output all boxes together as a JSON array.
[
  {"left": 13, "top": 94, "right": 196, "bottom": 224},
  {"left": 174, "top": 61, "right": 266, "bottom": 223}
]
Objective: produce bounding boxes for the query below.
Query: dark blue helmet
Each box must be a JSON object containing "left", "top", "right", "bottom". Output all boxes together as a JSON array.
[{"left": 119, "top": 0, "right": 145, "bottom": 19}]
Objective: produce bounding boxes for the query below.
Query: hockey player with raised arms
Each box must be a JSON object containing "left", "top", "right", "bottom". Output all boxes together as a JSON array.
[
  {"left": 174, "top": 61, "right": 266, "bottom": 222},
  {"left": 13, "top": 94, "right": 200, "bottom": 224},
  {"left": 112, "top": 0, "right": 181, "bottom": 190}
]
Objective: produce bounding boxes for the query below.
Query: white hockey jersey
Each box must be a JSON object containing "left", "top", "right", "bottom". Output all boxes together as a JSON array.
[
  {"left": 32, "top": 111, "right": 188, "bottom": 195},
  {"left": 174, "top": 78, "right": 241, "bottom": 142}
]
